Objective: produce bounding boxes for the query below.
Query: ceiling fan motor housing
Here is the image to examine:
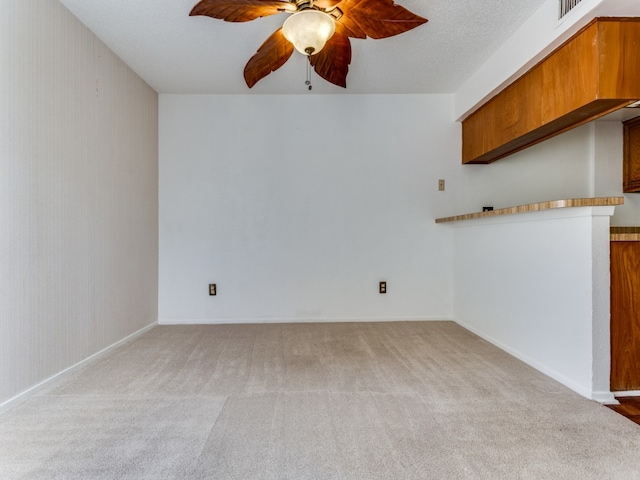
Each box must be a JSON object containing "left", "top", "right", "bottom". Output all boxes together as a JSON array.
[{"left": 294, "top": 0, "right": 313, "bottom": 11}]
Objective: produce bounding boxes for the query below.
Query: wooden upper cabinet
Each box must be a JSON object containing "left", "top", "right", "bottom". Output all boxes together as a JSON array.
[
  {"left": 624, "top": 116, "right": 640, "bottom": 193},
  {"left": 462, "top": 18, "right": 640, "bottom": 165}
]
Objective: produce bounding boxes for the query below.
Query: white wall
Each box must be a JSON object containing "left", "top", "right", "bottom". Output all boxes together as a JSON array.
[
  {"left": 441, "top": 117, "right": 638, "bottom": 401},
  {"left": 451, "top": 207, "right": 615, "bottom": 401},
  {"left": 159, "top": 94, "right": 458, "bottom": 323},
  {"left": 498, "top": 118, "right": 640, "bottom": 227},
  {"left": 444, "top": 119, "right": 640, "bottom": 223},
  {"left": 0, "top": 0, "right": 159, "bottom": 407},
  {"left": 449, "top": 124, "right": 594, "bottom": 215},
  {"left": 449, "top": 0, "right": 640, "bottom": 400}
]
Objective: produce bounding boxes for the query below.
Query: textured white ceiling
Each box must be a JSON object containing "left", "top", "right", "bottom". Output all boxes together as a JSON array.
[{"left": 58, "top": 0, "right": 549, "bottom": 94}]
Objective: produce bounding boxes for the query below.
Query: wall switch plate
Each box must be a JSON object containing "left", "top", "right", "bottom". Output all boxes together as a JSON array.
[
  {"left": 209, "top": 284, "right": 216, "bottom": 296},
  {"left": 438, "top": 179, "right": 445, "bottom": 191},
  {"left": 379, "top": 281, "right": 387, "bottom": 294}
]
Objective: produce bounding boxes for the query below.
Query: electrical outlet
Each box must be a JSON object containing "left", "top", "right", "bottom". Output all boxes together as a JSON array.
[
  {"left": 209, "top": 284, "right": 216, "bottom": 296},
  {"left": 379, "top": 281, "right": 387, "bottom": 294},
  {"left": 438, "top": 179, "right": 445, "bottom": 191}
]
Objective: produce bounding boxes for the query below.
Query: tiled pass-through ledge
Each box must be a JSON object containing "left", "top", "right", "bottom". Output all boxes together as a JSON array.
[
  {"left": 610, "top": 227, "right": 640, "bottom": 242},
  {"left": 435, "top": 197, "right": 624, "bottom": 224}
]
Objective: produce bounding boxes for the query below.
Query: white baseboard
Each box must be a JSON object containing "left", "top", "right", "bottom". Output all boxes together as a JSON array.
[
  {"left": 453, "top": 319, "right": 602, "bottom": 402},
  {"left": 614, "top": 390, "right": 640, "bottom": 397},
  {"left": 592, "top": 391, "right": 618, "bottom": 405},
  {"left": 158, "top": 315, "right": 454, "bottom": 325},
  {"left": 0, "top": 322, "right": 157, "bottom": 414}
]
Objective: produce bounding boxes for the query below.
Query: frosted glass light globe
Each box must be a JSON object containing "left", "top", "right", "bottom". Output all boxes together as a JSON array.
[{"left": 282, "top": 10, "right": 336, "bottom": 56}]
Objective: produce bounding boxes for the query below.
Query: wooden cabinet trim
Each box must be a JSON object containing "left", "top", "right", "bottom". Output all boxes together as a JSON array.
[
  {"left": 462, "top": 18, "right": 640, "bottom": 165},
  {"left": 623, "top": 115, "right": 640, "bottom": 193}
]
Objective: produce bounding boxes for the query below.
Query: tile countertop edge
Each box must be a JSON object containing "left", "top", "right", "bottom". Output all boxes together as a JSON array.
[
  {"left": 610, "top": 227, "right": 640, "bottom": 241},
  {"left": 435, "top": 197, "right": 625, "bottom": 224}
]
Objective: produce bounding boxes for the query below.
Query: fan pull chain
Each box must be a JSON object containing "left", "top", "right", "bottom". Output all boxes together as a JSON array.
[{"left": 305, "top": 56, "right": 312, "bottom": 91}]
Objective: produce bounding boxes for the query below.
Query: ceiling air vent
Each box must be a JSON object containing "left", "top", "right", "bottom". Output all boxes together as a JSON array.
[{"left": 559, "top": 0, "right": 583, "bottom": 19}]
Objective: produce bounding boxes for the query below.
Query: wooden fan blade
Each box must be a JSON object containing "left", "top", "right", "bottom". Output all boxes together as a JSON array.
[
  {"left": 309, "top": 32, "right": 351, "bottom": 88},
  {"left": 313, "top": 0, "right": 342, "bottom": 9},
  {"left": 190, "top": 0, "right": 294, "bottom": 22},
  {"left": 244, "top": 28, "right": 294, "bottom": 88},
  {"left": 334, "top": 14, "right": 366, "bottom": 39},
  {"left": 336, "top": 0, "right": 427, "bottom": 39}
]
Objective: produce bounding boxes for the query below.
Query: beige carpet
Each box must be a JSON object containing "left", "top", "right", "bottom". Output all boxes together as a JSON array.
[{"left": 1, "top": 321, "right": 639, "bottom": 479}]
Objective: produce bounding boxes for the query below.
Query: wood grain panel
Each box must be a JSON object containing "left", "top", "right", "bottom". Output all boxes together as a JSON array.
[
  {"left": 462, "top": 18, "right": 640, "bottom": 165},
  {"left": 611, "top": 242, "right": 640, "bottom": 391},
  {"left": 599, "top": 20, "right": 640, "bottom": 99},
  {"left": 623, "top": 116, "right": 640, "bottom": 193}
]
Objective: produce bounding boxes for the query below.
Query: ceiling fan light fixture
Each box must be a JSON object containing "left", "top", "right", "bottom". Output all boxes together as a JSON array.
[{"left": 282, "top": 10, "right": 335, "bottom": 56}]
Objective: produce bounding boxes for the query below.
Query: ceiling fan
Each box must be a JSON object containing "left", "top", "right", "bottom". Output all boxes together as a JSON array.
[{"left": 190, "top": 0, "right": 427, "bottom": 88}]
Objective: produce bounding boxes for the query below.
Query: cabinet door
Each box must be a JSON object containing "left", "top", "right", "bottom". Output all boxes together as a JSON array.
[
  {"left": 623, "top": 116, "right": 640, "bottom": 193},
  {"left": 611, "top": 241, "right": 640, "bottom": 391}
]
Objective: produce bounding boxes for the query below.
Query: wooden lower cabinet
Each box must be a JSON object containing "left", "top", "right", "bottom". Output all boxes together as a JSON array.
[{"left": 611, "top": 241, "right": 640, "bottom": 391}]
